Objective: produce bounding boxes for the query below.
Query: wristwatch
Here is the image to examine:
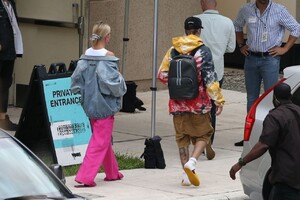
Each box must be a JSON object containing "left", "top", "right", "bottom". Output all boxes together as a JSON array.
[
  {"left": 238, "top": 43, "right": 246, "bottom": 48},
  {"left": 238, "top": 157, "right": 246, "bottom": 166}
]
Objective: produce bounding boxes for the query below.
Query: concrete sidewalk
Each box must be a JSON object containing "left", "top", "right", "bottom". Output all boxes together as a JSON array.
[
  {"left": 8, "top": 89, "right": 250, "bottom": 200},
  {"left": 68, "top": 89, "right": 249, "bottom": 200}
]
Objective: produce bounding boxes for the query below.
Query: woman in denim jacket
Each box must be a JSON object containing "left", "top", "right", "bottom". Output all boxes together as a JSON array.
[{"left": 71, "top": 21, "right": 127, "bottom": 187}]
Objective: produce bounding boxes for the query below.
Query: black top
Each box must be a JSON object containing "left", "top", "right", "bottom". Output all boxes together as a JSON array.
[
  {"left": 0, "top": 0, "right": 17, "bottom": 60},
  {"left": 259, "top": 102, "right": 300, "bottom": 190}
]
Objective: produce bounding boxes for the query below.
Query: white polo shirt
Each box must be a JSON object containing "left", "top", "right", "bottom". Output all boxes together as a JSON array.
[{"left": 195, "top": 10, "right": 236, "bottom": 81}]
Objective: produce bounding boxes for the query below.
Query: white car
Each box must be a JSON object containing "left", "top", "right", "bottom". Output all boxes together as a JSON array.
[
  {"left": 0, "top": 128, "right": 86, "bottom": 200},
  {"left": 240, "top": 65, "right": 300, "bottom": 200}
]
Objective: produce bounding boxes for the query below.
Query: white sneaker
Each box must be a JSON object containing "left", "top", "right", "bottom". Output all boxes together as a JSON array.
[
  {"left": 183, "top": 158, "right": 200, "bottom": 186},
  {"left": 181, "top": 172, "right": 191, "bottom": 186}
]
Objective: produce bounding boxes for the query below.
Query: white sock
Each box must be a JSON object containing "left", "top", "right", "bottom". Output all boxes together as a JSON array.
[
  {"left": 182, "top": 172, "right": 191, "bottom": 185},
  {"left": 189, "top": 157, "right": 197, "bottom": 165}
]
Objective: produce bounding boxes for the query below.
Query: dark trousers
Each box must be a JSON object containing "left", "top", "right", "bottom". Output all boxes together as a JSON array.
[
  {"left": 210, "top": 79, "right": 223, "bottom": 144},
  {"left": 0, "top": 60, "right": 15, "bottom": 113},
  {"left": 269, "top": 183, "right": 300, "bottom": 200}
]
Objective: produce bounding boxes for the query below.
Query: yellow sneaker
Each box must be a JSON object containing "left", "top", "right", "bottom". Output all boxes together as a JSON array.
[{"left": 183, "top": 159, "right": 200, "bottom": 186}]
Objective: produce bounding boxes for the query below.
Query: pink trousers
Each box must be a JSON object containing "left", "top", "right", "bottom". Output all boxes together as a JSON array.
[{"left": 75, "top": 116, "right": 123, "bottom": 186}]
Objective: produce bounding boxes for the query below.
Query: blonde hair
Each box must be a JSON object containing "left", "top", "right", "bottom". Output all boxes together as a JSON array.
[{"left": 90, "top": 21, "right": 111, "bottom": 46}]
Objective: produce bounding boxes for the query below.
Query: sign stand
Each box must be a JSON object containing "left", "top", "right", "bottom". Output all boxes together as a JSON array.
[{"left": 15, "top": 62, "right": 92, "bottom": 166}]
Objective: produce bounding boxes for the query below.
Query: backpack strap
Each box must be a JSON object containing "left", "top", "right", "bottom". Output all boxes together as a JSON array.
[
  {"left": 190, "top": 45, "right": 203, "bottom": 56},
  {"left": 171, "top": 48, "right": 180, "bottom": 58}
]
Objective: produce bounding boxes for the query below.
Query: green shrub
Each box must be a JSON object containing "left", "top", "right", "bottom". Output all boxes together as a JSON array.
[{"left": 62, "top": 152, "right": 144, "bottom": 177}]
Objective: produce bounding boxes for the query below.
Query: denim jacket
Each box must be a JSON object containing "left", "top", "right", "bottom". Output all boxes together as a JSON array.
[{"left": 71, "top": 55, "right": 127, "bottom": 119}]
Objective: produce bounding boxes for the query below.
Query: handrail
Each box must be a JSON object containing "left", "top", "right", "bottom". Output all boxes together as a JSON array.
[{"left": 19, "top": 17, "right": 78, "bottom": 29}]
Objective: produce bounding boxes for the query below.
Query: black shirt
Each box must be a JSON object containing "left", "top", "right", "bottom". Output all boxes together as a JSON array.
[
  {"left": 259, "top": 102, "right": 300, "bottom": 190},
  {"left": 0, "top": 0, "right": 17, "bottom": 60}
]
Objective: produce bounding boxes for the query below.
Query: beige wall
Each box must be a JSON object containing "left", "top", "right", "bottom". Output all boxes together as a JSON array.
[
  {"left": 11, "top": 0, "right": 300, "bottom": 106},
  {"left": 219, "top": 0, "right": 297, "bottom": 19},
  {"left": 16, "top": 0, "right": 82, "bottom": 22},
  {"left": 218, "top": 0, "right": 246, "bottom": 20},
  {"left": 87, "top": 0, "right": 300, "bottom": 91},
  {"left": 88, "top": 0, "right": 200, "bottom": 91},
  {"left": 219, "top": 0, "right": 299, "bottom": 42},
  {"left": 12, "top": 0, "right": 83, "bottom": 106}
]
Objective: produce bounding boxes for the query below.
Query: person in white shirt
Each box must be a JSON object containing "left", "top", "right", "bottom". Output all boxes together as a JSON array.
[{"left": 194, "top": 0, "right": 236, "bottom": 156}]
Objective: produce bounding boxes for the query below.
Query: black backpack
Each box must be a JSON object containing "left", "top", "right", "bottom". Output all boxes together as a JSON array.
[
  {"left": 121, "top": 81, "right": 146, "bottom": 113},
  {"left": 140, "top": 136, "right": 166, "bottom": 169},
  {"left": 168, "top": 46, "right": 201, "bottom": 100}
]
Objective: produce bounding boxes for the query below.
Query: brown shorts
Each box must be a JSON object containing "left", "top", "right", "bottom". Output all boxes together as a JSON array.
[{"left": 173, "top": 113, "right": 214, "bottom": 148}]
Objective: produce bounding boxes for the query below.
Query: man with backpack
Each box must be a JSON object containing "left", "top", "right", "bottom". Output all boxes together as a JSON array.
[{"left": 157, "top": 16, "right": 225, "bottom": 187}]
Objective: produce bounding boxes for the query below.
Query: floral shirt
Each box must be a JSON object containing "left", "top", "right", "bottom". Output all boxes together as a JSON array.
[{"left": 157, "top": 34, "right": 225, "bottom": 114}]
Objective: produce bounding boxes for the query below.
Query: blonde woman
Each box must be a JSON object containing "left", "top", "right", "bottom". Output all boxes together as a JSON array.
[{"left": 71, "top": 21, "right": 127, "bottom": 187}]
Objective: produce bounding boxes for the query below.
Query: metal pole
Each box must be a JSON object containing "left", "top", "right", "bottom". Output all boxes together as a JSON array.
[
  {"left": 121, "top": 0, "right": 130, "bottom": 76},
  {"left": 78, "top": 0, "right": 84, "bottom": 56},
  {"left": 78, "top": 16, "right": 84, "bottom": 56},
  {"left": 151, "top": 0, "right": 158, "bottom": 138}
]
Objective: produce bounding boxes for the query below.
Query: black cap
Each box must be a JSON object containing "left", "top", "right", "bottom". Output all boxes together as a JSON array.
[
  {"left": 274, "top": 82, "right": 292, "bottom": 100},
  {"left": 184, "top": 17, "right": 203, "bottom": 30}
]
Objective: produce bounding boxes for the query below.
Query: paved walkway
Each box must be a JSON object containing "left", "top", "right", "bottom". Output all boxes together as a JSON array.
[{"left": 8, "top": 89, "right": 250, "bottom": 200}]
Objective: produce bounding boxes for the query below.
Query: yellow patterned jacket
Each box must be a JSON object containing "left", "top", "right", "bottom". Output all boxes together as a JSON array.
[{"left": 157, "top": 34, "right": 225, "bottom": 114}]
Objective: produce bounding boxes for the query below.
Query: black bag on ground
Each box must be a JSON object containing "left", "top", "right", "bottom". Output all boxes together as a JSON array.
[
  {"left": 121, "top": 81, "right": 146, "bottom": 113},
  {"left": 140, "top": 136, "right": 166, "bottom": 169},
  {"left": 168, "top": 46, "right": 201, "bottom": 100}
]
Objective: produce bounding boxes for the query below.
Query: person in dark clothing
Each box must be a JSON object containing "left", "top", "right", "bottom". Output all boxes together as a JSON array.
[
  {"left": 229, "top": 82, "right": 300, "bottom": 200},
  {"left": 0, "top": 0, "right": 23, "bottom": 131}
]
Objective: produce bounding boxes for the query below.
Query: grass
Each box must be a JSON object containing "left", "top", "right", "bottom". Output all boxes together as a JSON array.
[{"left": 62, "top": 152, "right": 144, "bottom": 177}]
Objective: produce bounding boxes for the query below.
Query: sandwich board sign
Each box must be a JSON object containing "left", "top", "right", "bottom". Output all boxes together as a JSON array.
[{"left": 15, "top": 63, "right": 91, "bottom": 166}]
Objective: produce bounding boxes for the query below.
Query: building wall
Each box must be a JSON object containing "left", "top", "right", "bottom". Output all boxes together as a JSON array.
[
  {"left": 88, "top": 0, "right": 200, "bottom": 91},
  {"left": 222, "top": 0, "right": 300, "bottom": 69},
  {"left": 87, "top": 0, "right": 300, "bottom": 91},
  {"left": 219, "top": 0, "right": 299, "bottom": 42},
  {"left": 11, "top": 0, "right": 300, "bottom": 106},
  {"left": 15, "top": 0, "right": 82, "bottom": 85}
]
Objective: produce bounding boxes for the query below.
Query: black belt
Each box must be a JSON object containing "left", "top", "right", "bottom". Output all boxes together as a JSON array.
[{"left": 249, "top": 51, "right": 269, "bottom": 57}]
